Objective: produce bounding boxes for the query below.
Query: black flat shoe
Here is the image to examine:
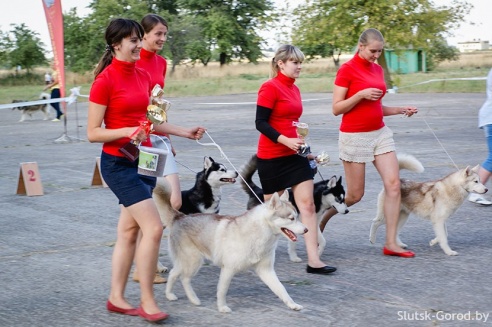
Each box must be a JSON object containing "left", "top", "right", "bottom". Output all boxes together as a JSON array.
[{"left": 306, "top": 265, "right": 337, "bottom": 274}]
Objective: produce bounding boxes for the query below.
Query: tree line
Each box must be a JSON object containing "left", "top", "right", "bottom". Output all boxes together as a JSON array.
[{"left": 0, "top": 0, "right": 471, "bottom": 86}]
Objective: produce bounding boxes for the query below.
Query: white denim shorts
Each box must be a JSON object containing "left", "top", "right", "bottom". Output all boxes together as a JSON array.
[{"left": 339, "top": 126, "right": 395, "bottom": 163}]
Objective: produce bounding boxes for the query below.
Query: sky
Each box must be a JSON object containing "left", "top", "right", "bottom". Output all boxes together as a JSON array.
[{"left": 0, "top": 0, "right": 490, "bottom": 54}]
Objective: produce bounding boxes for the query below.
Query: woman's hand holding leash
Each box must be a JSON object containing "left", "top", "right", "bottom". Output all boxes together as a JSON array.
[{"left": 401, "top": 106, "right": 418, "bottom": 117}]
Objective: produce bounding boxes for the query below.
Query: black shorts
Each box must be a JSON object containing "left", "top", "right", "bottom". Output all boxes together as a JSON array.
[
  {"left": 257, "top": 154, "right": 314, "bottom": 195},
  {"left": 100, "top": 151, "right": 156, "bottom": 207}
]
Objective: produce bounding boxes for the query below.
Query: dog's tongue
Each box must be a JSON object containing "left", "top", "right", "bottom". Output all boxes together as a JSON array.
[{"left": 281, "top": 228, "right": 297, "bottom": 242}]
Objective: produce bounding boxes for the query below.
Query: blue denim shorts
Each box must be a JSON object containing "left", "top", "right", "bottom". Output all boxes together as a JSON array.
[
  {"left": 100, "top": 151, "right": 156, "bottom": 207},
  {"left": 482, "top": 124, "right": 492, "bottom": 172}
]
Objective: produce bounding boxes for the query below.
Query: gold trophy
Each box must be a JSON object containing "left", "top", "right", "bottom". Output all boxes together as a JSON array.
[
  {"left": 293, "top": 121, "right": 311, "bottom": 157},
  {"left": 119, "top": 85, "right": 171, "bottom": 161}
]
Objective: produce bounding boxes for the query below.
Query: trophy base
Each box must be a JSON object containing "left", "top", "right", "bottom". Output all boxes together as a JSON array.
[
  {"left": 297, "top": 144, "right": 311, "bottom": 157},
  {"left": 119, "top": 142, "right": 140, "bottom": 162}
]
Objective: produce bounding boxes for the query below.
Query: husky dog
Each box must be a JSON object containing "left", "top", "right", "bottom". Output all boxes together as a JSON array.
[
  {"left": 240, "top": 154, "right": 349, "bottom": 262},
  {"left": 12, "top": 92, "right": 51, "bottom": 122},
  {"left": 369, "top": 153, "right": 488, "bottom": 256},
  {"left": 153, "top": 180, "right": 307, "bottom": 313},
  {"left": 180, "top": 156, "right": 238, "bottom": 214}
]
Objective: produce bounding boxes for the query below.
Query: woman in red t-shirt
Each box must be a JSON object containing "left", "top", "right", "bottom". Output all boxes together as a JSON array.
[
  {"left": 87, "top": 18, "right": 205, "bottom": 323},
  {"left": 131, "top": 13, "right": 176, "bottom": 285},
  {"left": 255, "top": 45, "right": 336, "bottom": 275},
  {"left": 320, "top": 28, "right": 418, "bottom": 258}
]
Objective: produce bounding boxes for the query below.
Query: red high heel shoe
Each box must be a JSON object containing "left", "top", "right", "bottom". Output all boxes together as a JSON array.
[
  {"left": 383, "top": 247, "right": 415, "bottom": 258},
  {"left": 106, "top": 300, "right": 138, "bottom": 316},
  {"left": 137, "top": 306, "right": 169, "bottom": 322}
]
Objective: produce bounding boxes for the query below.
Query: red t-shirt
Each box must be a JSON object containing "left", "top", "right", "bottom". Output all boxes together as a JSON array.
[
  {"left": 89, "top": 58, "right": 152, "bottom": 156},
  {"left": 334, "top": 53, "right": 387, "bottom": 132},
  {"left": 256, "top": 72, "right": 302, "bottom": 159},
  {"left": 136, "top": 47, "right": 167, "bottom": 89},
  {"left": 136, "top": 47, "right": 169, "bottom": 138}
]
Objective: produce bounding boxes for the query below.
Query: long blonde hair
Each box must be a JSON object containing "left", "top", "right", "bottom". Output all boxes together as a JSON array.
[{"left": 270, "top": 45, "right": 305, "bottom": 78}]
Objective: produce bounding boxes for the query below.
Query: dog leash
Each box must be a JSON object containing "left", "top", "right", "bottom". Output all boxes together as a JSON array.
[
  {"left": 415, "top": 115, "right": 459, "bottom": 171},
  {"left": 196, "top": 131, "right": 265, "bottom": 204},
  {"left": 175, "top": 160, "right": 198, "bottom": 174}
]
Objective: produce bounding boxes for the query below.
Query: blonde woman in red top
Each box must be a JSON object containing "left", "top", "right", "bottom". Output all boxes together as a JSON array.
[
  {"left": 255, "top": 45, "right": 336, "bottom": 275},
  {"left": 320, "top": 28, "right": 418, "bottom": 258}
]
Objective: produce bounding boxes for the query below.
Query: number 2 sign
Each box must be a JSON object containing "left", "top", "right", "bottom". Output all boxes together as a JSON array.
[{"left": 16, "top": 162, "right": 44, "bottom": 196}]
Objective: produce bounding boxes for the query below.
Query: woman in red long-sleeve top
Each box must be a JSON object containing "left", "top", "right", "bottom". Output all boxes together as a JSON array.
[{"left": 255, "top": 44, "right": 336, "bottom": 275}]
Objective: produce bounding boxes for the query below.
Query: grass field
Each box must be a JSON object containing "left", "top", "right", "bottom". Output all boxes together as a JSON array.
[{"left": 1, "top": 51, "right": 491, "bottom": 104}]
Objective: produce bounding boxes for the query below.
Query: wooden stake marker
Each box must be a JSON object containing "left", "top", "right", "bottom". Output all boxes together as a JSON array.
[
  {"left": 16, "top": 162, "right": 44, "bottom": 196},
  {"left": 91, "top": 157, "right": 108, "bottom": 187}
]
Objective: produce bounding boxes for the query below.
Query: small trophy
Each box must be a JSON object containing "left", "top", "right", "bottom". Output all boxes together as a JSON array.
[{"left": 293, "top": 121, "right": 311, "bottom": 157}]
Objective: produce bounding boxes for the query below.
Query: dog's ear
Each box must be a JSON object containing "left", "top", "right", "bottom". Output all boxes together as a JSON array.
[
  {"left": 470, "top": 164, "right": 480, "bottom": 174},
  {"left": 204, "top": 156, "right": 214, "bottom": 169},
  {"left": 462, "top": 165, "right": 473, "bottom": 176},
  {"left": 268, "top": 192, "right": 280, "bottom": 209},
  {"left": 279, "top": 190, "right": 289, "bottom": 201},
  {"left": 327, "top": 176, "right": 337, "bottom": 188}
]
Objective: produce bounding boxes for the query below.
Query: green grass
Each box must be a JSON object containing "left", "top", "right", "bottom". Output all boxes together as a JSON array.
[{"left": 0, "top": 66, "right": 489, "bottom": 104}]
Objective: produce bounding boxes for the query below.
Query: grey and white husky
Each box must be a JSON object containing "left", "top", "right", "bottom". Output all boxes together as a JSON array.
[
  {"left": 239, "top": 154, "right": 348, "bottom": 262},
  {"left": 179, "top": 156, "right": 238, "bottom": 214},
  {"left": 12, "top": 92, "right": 51, "bottom": 122},
  {"left": 369, "top": 153, "right": 488, "bottom": 256},
  {"left": 153, "top": 180, "right": 307, "bottom": 313}
]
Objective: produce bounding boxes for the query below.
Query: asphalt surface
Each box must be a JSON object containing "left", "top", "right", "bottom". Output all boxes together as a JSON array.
[{"left": 1, "top": 92, "right": 491, "bottom": 327}]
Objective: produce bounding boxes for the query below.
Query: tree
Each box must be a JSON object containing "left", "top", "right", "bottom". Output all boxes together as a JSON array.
[
  {"left": 4, "top": 24, "right": 47, "bottom": 72},
  {"left": 291, "top": 0, "right": 472, "bottom": 87},
  {"left": 178, "top": 0, "right": 275, "bottom": 66}
]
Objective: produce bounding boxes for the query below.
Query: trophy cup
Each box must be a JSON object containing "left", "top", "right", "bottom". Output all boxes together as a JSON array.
[
  {"left": 293, "top": 121, "right": 311, "bottom": 157},
  {"left": 119, "top": 93, "right": 170, "bottom": 161}
]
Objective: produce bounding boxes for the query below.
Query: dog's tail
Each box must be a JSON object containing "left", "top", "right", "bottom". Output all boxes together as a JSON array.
[
  {"left": 152, "top": 178, "right": 182, "bottom": 227},
  {"left": 397, "top": 153, "right": 424, "bottom": 173},
  {"left": 239, "top": 154, "right": 264, "bottom": 209}
]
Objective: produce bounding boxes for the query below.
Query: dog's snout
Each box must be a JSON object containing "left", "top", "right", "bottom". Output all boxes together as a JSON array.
[
  {"left": 303, "top": 228, "right": 308, "bottom": 234},
  {"left": 344, "top": 209, "right": 349, "bottom": 214}
]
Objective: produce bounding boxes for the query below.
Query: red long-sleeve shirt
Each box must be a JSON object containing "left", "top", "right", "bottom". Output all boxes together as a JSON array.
[{"left": 256, "top": 72, "right": 302, "bottom": 159}]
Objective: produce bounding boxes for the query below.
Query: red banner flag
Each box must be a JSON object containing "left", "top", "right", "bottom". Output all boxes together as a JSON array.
[{"left": 41, "top": 0, "right": 66, "bottom": 113}]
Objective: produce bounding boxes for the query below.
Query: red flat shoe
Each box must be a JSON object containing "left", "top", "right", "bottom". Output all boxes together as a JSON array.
[
  {"left": 383, "top": 247, "right": 415, "bottom": 258},
  {"left": 137, "top": 306, "right": 169, "bottom": 322},
  {"left": 106, "top": 300, "right": 139, "bottom": 316}
]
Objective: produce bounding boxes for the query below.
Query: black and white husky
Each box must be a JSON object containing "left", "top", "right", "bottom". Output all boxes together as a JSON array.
[
  {"left": 180, "top": 156, "right": 238, "bottom": 214},
  {"left": 239, "top": 154, "right": 349, "bottom": 262}
]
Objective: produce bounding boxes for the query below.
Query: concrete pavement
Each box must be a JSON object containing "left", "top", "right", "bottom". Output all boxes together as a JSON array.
[{"left": 0, "top": 92, "right": 491, "bottom": 326}]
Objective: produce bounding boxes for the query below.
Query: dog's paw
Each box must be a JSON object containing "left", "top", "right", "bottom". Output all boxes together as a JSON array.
[
  {"left": 166, "top": 293, "right": 178, "bottom": 301},
  {"left": 189, "top": 297, "right": 201, "bottom": 306},
  {"left": 445, "top": 250, "right": 458, "bottom": 256},
  {"left": 157, "top": 262, "right": 168, "bottom": 273},
  {"left": 288, "top": 302, "right": 303, "bottom": 311},
  {"left": 429, "top": 238, "right": 438, "bottom": 246},
  {"left": 397, "top": 241, "right": 408, "bottom": 249},
  {"left": 218, "top": 305, "right": 232, "bottom": 313},
  {"left": 289, "top": 255, "right": 302, "bottom": 263}
]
